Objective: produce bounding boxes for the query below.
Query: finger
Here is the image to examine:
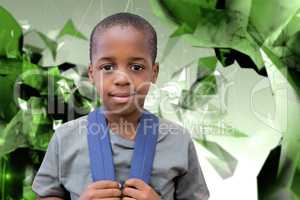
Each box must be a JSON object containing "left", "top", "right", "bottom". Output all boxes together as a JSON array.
[
  {"left": 124, "top": 178, "right": 146, "bottom": 190},
  {"left": 122, "top": 186, "right": 142, "bottom": 199},
  {"left": 90, "top": 180, "right": 121, "bottom": 189},
  {"left": 91, "top": 188, "right": 122, "bottom": 198}
]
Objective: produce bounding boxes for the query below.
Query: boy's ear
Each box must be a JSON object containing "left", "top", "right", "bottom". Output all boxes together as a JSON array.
[
  {"left": 151, "top": 62, "right": 159, "bottom": 83},
  {"left": 88, "top": 64, "right": 94, "bottom": 84}
]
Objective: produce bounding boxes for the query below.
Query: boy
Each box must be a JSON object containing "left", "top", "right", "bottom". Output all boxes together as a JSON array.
[{"left": 32, "top": 12, "right": 209, "bottom": 200}]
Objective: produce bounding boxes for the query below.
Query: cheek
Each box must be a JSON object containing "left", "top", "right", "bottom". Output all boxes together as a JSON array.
[
  {"left": 93, "top": 74, "right": 108, "bottom": 96},
  {"left": 134, "top": 77, "right": 152, "bottom": 98},
  {"left": 135, "top": 72, "right": 153, "bottom": 92},
  {"left": 137, "top": 82, "right": 151, "bottom": 94}
]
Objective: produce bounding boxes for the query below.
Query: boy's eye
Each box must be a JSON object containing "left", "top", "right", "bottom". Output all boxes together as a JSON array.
[
  {"left": 131, "top": 64, "right": 144, "bottom": 71},
  {"left": 101, "top": 64, "right": 115, "bottom": 72}
]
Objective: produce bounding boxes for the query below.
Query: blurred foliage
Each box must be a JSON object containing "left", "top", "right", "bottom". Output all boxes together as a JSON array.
[
  {"left": 1, "top": 0, "right": 300, "bottom": 199},
  {"left": 151, "top": 0, "right": 300, "bottom": 199},
  {"left": 0, "top": 6, "right": 99, "bottom": 200}
]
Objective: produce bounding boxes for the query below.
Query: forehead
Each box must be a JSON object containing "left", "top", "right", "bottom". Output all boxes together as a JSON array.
[{"left": 92, "top": 25, "right": 151, "bottom": 62}]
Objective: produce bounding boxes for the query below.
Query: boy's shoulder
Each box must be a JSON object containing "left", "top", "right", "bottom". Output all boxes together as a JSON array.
[
  {"left": 55, "top": 115, "right": 88, "bottom": 133},
  {"left": 53, "top": 115, "right": 88, "bottom": 143},
  {"left": 157, "top": 117, "right": 192, "bottom": 143}
]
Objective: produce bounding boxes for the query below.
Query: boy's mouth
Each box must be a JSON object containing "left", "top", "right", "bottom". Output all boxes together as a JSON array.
[{"left": 109, "top": 92, "right": 136, "bottom": 103}]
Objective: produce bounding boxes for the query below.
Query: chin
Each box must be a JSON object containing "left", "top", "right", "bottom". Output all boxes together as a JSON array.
[{"left": 103, "top": 102, "right": 143, "bottom": 115}]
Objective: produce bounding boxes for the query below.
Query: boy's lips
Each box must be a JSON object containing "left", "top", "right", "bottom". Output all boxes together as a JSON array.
[{"left": 109, "top": 92, "right": 135, "bottom": 103}]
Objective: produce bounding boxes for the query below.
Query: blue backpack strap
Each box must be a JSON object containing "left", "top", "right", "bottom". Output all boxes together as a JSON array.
[
  {"left": 87, "top": 107, "right": 115, "bottom": 181},
  {"left": 129, "top": 110, "right": 159, "bottom": 184},
  {"left": 87, "top": 107, "right": 159, "bottom": 184}
]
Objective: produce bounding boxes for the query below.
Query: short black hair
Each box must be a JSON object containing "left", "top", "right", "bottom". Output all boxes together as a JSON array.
[{"left": 89, "top": 12, "right": 157, "bottom": 64}]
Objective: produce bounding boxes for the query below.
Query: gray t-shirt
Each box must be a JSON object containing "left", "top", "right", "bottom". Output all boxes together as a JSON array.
[{"left": 32, "top": 115, "right": 209, "bottom": 200}]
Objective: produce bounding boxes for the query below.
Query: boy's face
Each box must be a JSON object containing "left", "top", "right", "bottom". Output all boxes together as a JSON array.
[{"left": 88, "top": 25, "right": 159, "bottom": 115}]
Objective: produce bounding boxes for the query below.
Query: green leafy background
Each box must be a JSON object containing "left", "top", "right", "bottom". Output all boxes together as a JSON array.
[{"left": 0, "top": 0, "right": 299, "bottom": 199}]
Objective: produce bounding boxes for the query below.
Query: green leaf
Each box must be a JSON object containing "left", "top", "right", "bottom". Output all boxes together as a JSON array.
[
  {"left": 0, "top": 121, "right": 5, "bottom": 145},
  {"left": 179, "top": 0, "right": 217, "bottom": 8},
  {"left": 0, "top": 6, "right": 22, "bottom": 58},
  {"left": 20, "top": 97, "right": 53, "bottom": 150},
  {"left": 162, "top": 0, "right": 201, "bottom": 31},
  {"left": 180, "top": 75, "right": 217, "bottom": 109},
  {"left": 23, "top": 44, "right": 43, "bottom": 64},
  {"left": 0, "top": 97, "right": 54, "bottom": 156},
  {"left": 179, "top": 56, "right": 219, "bottom": 110},
  {"left": 214, "top": 48, "right": 235, "bottom": 66},
  {"left": 170, "top": 23, "right": 194, "bottom": 37},
  {"left": 72, "top": 89, "right": 94, "bottom": 114},
  {"left": 19, "top": 61, "right": 75, "bottom": 101},
  {"left": 56, "top": 78, "right": 74, "bottom": 102},
  {"left": 0, "top": 111, "right": 28, "bottom": 158},
  {"left": 291, "top": 157, "right": 300, "bottom": 199},
  {"left": 150, "top": 0, "right": 177, "bottom": 25},
  {"left": 272, "top": 9, "right": 300, "bottom": 47},
  {"left": 0, "top": 59, "right": 22, "bottom": 75},
  {"left": 57, "top": 19, "right": 87, "bottom": 40},
  {"left": 77, "top": 80, "right": 97, "bottom": 100},
  {"left": 272, "top": 30, "right": 300, "bottom": 75},
  {"left": 20, "top": 61, "right": 44, "bottom": 91},
  {"left": 22, "top": 185, "right": 35, "bottom": 200},
  {"left": 261, "top": 45, "right": 300, "bottom": 193},
  {"left": 223, "top": 0, "right": 252, "bottom": 23},
  {"left": 0, "top": 59, "right": 23, "bottom": 121},
  {"left": 197, "top": 56, "right": 217, "bottom": 79},
  {"left": 0, "top": 86, "right": 19, "bottom": 122},
  {"left": 35, "top": 31, "right": 58, "bottom": 60},
  {"left": 195, "top": 139, "right": 238, "bottom": 179},
  {"left": 48, "top": 66, "right": 60, "bottom": 76},
  {"left": 248, "top": 0, "right": 300, "bottom": 45},
  {"left": 151, "top": 1, "right": 264, "bottom": 69},
  {"left": 261, "top": 46, "right": 300, "bottom": 96},
  {"left": 151, "top": 0, "right": 300, "bottom": 196}
]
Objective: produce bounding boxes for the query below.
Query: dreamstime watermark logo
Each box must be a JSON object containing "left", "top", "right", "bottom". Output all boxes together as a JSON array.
[
  {"left": 13, "top": 68, "right": 98, "bottom": 121},
  {"left": 12, "top": 64, "right": 289, "bottom": 136},
  {"left": 12, "top": 68, "right": 160, "bottom": 121},
  {"left": 87, "top": 117, "right": 161, "bottom": 140},
  {"left": 250, "top": 68, "right": 288, "bottom": 133}
]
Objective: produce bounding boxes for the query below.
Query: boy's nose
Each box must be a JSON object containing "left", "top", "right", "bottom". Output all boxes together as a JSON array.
[{"left": 113, "top": 70, "right": 130, "bottom": 86}]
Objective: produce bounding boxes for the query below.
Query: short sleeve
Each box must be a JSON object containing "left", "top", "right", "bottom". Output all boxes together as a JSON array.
[
  {"left": 174, "top": 139, "right": 210, "bottom": 200},
  {"left": 32, "top": 131, "right": 66, "bottom": 198}
]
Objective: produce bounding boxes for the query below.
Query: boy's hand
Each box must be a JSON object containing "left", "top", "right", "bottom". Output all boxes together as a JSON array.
[
  {"left": 122, "top": 179, "right": 161, "bottom": 200},
  {"left": 79, "top": 180, "right": 122, "bottom": 200}
]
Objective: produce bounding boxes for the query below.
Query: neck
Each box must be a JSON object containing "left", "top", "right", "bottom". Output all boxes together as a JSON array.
[{"left": 104, "top": 108, "right": 143, "bottom": 140}]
